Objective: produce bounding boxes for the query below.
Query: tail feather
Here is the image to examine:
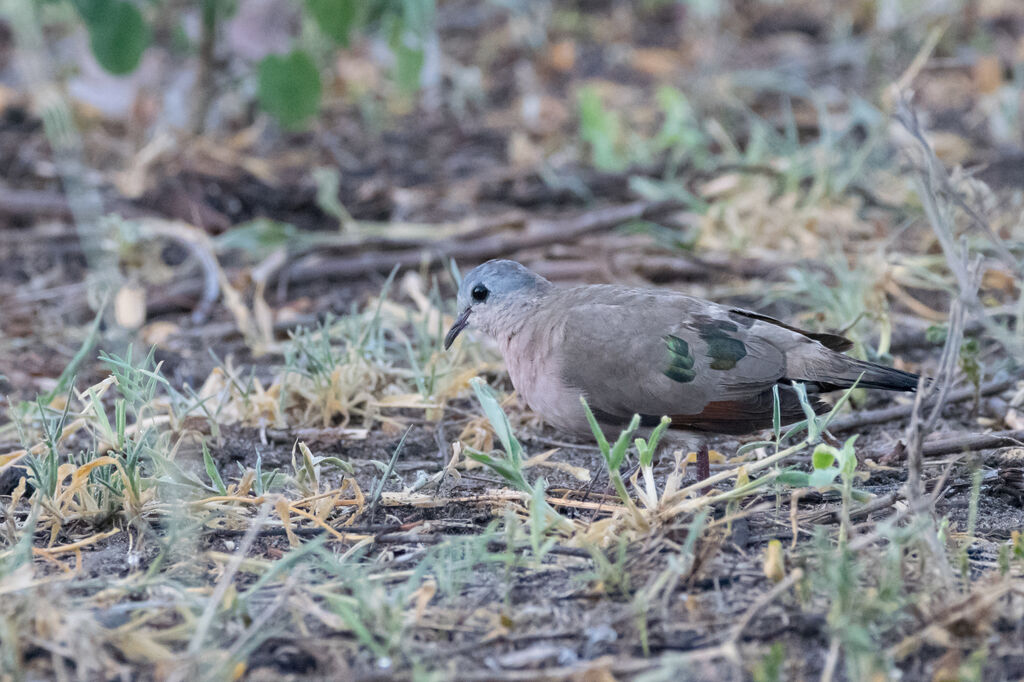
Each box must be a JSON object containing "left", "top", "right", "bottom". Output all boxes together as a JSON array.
[{"left": 811, "top": 357, "right": 921, "bottom": 392}]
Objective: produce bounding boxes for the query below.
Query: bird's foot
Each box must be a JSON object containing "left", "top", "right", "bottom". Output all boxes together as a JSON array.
[{"left": 696, "top": 443, "right": 711, "bottom": 494}]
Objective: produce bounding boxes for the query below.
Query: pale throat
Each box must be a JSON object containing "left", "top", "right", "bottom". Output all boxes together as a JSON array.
[{"left": 491, "top": 306, "right": 573, "bottom": 427}]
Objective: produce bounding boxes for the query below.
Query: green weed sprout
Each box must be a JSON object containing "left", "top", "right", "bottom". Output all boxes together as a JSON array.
[
  {"left": 466, "top": 378, "right": 572, "bottom": 534},
  {"left": 466, "top": 378, "right": 530, "bottom": 493},
  {"left": 634, "top": 415, "right": 671, "bottom": 509},
  {"left": 528, "top": 478, "right": 558, "bottom": 562},
  {"left": 580, "top": 396, "right": 641, "bottom": 511}
]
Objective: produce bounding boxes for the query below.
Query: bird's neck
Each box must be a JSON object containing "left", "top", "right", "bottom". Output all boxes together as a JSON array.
[{"left": 482, "top": 295, "right": 544, "bottom": 347}]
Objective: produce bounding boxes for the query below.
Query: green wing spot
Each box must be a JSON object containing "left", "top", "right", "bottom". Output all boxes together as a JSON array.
[
  {"left": 699, "top": 324, "right": 747, "bottom": 370},
  {"left": 665, "top": 366, "right": 697, "bottom": 382},
  {"left": 665, "top": 335, "right": 694, "bottom": 367},
  {"left": 663, "top": 335, "right": 696, "bottom": 383}
]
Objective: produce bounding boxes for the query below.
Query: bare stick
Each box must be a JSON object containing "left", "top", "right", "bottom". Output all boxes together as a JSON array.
[
  {"left": 829, "top": 376, "right": 1014, "bottom": 433},
  {"left": 189, "top": 0, "right": 218, "bottom": 134},
  {"left": 918, "top": 429, "right": 1024, "bottom": 458},
  {"left": 893, "top": 99, "right": 989, "bottom": 591},
  {"left": 282, "top": 199, "right": 686, "bottom": 284},
  {"left": 895, "top": 98, "right": 1022, "bottom": 357},
  {"left": 138, "top": 219, "right": 221, "bottom": 324},
  {"left": 905, "top": 377, "right": 928, "bottom": 501},
  {"left": 0, "top": 184, "right": 73, "bottom": 219}
]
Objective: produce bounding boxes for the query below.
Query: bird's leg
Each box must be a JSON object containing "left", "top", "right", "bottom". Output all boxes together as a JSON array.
[
  {"left": 696, "top": 443, "right": 710, "bottom": 493},
  {"left": 822, "top": 430, "right": 841, "bottom": 448},
  {"left": 620, "top": 461, "right": 641, "bottom": 483}
]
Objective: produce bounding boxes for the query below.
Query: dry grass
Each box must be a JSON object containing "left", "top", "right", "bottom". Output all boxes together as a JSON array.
[
  {"left": 2, "top": 198, "right": 1021, "bottom": 677},
  {"left": 2, "top": 1, "right": 1024, "bottom": 679}
]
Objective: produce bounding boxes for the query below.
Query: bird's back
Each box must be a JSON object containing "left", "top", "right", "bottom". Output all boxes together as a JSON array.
[{"left": 508, "top": 284, "right": 916, "bottom": 437}]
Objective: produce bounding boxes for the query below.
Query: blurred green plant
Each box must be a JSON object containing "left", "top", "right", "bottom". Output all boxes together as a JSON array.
[
  {"left": 257, "top": 50, "right": 323, "bottom": 130},
  {"left": 72, "top": 0, "right": 150, "bottom": 74},
  {"left": 577, "top": 85, "right": 711, "bottom": 180},
  {"left": 776, "top": 255, "right": 892, "bottom": 361},
  {"left": 751, "top": 642, "right": 786, "bottom": 682},
  {"left": 577, "top": 86, "right": 628, "bottom": 172},
  {"left": 60, "top": 0, "right": 436, "bottom": 130}
]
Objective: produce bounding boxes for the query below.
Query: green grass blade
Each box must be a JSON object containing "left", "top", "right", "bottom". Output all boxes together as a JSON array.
[
  {"left": 470, "top": 378, "right": 522, "bottom": 465},
  {"left": 579, "top": 396, "right": 611, "bottom": 459},
  {"left": 608, "top": 414, "right": 641, "bottom": 470},
  {"left": 202, "top": 441, "right": 228, "bottom": 495}
]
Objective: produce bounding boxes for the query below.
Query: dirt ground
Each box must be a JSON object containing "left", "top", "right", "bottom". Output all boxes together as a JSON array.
[{"left": 1, "top": 1, "right": 1024, "bottom": 680}]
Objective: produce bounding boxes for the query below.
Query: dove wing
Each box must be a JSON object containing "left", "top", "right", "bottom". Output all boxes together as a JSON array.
[{"left": 554, "top": 286, "right": 828, "bottom": 434}]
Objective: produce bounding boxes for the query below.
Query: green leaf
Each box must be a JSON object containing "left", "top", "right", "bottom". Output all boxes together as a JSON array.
[
  {"left": 627, "top": 176, "right": 704, "bottom": 207},
  {"left": 579, "top": 396, "right": 611, "bottom": 460},
  {"left": 925, "top": 324, "right": 947, "bottom": 345},
  {"left": 470, "top": 378, "right": 522, "bottom": 465},
  {"left": 736, "top": 440, "right": 773, "bottom": 456},
  {"left": 306, "top": 0, "right": 361, "bottom": 45},
  {"left": 608, "top": 414, "right": 640, "bottom": 470},
  {"left": 635, "top": 416, "right": 670, "bottom": 467},
  {"left": 75, "top": 0, "right": 150, "bottom": 75},
  {"left": 808, "top": 468, "right": 839, "bottom": 488},
  {"left": 837, "top": 434, "right": 860, "bottom": 479},
  {"left": 318, "top": 456, "right": 355, "bottom": 475},
  {"left": 216, "top": 219, "right": 299, "bottom": 257},
  {"left": 383, "top": 0, "right": 433, "bottom": 92},
  {"left": 258, "top": 50, "right": 322, "bottom": 130},
  {"left": 465, "top": 450, "right": 529, "bottom": 493},
  {"left": 654, "top": 85, "right": 707, "bottom": 158},
  {"left": 771, "top": 384, "right": 782, "bottom": 441},
  {"left": 850, "top": 488, "right": 872, "bottom": 503},
  {"left": 578, "top": 86, "right": 625, "bottom": 172},
  {"left": 780, "top": 419, "right": 808, "bottom": 442},
  {"left": 812, "top": 444, "right": 836, "bottom": 471},
  {"left": 87, "top": 389, "right": 115, "bottom": 446},
  {"left": 529, "top": 478, "right": 558, "bottom": 558},
  {"left": 392, "top": 36, "right": 425, "bottom": 93},
  {"left": 202, "top": 441, "right": 227, "bottom": 496},
  {"left": 467, "top": 378, "right": 534, "bottom": 493},
  {"left": 312, "top": 166, "right": 348, "bottom": 226},
  {"left": 791, "top": 382, "right": 820, "bottom": 442},
  {"left": 36, "top": 292, "right": 103, "bottom": 406},
  {"left": 820, "top": 375, "right": 862, "bottom": 431},
  {"left": 777, "top": 470, "right": 810, "bottom": 487}
]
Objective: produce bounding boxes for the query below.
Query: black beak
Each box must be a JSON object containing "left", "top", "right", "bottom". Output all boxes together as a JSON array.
[{"left": 444, "top": 308, "right": 471, "bottom": 350}]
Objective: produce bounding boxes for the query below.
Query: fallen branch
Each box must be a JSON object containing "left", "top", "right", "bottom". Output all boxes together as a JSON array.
[
  {"left": 528, "top": 251, "right": 801, "bottom": 283},
  {"left": 805, "top": 491, "right": 904, "bottom": 526},
  {"left": 829, "top": 376, "right": 1015, "bottom": 433},
  {"left": 138, "top": 219, "right": 222, "bottom": 324},
  {"left": 0, "top": 183, "right": 73, "bottom": 219},
  {"left": 918, "top": 429, "right": 1024, "bottom": 458},
  {"left": 282, "top": 199, "right": 686, "bottom": 284}
]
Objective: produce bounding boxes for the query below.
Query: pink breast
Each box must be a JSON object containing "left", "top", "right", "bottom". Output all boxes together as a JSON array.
[{"left": 501, "top": 333, "right": 581, "bottom": 434}]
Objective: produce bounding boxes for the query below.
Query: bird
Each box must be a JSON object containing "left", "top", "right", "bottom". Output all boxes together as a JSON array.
[{"left": 444, "top": 259, "right": 919, "bottom": 453}]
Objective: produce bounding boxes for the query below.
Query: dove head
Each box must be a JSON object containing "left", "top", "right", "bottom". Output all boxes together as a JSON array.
[{"left": 444, "top": 260, "right": 552, "bottom": 349}]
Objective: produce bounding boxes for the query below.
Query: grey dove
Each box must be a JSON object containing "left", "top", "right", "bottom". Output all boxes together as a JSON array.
[{"left": 444, "top": 260, "right": 919, "bottom": 445}]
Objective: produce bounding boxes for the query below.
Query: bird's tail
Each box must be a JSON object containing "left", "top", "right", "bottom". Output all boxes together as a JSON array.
[{"left": 812, "top": 356, "right": 921, "bottom": 392}]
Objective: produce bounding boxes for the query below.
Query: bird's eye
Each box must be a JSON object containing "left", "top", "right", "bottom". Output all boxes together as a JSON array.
[{"left": 471, "top": 284, "right": 489, "bottom": 302}]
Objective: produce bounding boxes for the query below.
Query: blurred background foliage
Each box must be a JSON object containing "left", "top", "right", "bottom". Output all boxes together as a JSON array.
[
  {"left": 53, "top": 0, "right": 436, "bottom": 130},
  {"left": 3, "top": 0, "right": 1021, "bottom": 370}
]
